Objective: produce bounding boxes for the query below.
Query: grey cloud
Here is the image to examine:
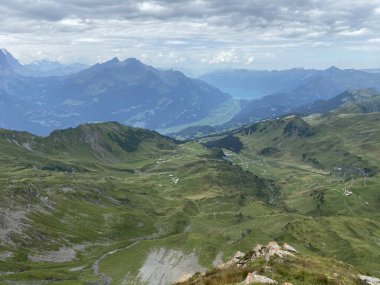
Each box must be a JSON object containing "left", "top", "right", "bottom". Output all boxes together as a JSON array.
[
  {"left": 1, "top": 0, "right": 379, "bottom": 35},
  {"left": 0, "top": 0, "right": 379, "bottom": 71},
  {"left": 0, "top": 1, "right": 370, "bottom": 20}
]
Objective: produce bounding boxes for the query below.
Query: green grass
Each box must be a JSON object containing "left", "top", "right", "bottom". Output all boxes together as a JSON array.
[
  {"left": 177, "top": 253, "right": 362, "bottom": 285},
  {"left": 204, "top": 113, "right": 380, "bottom": 276},
  {"left": 0, "top": 113, "right": 379, "bottom": 284}
]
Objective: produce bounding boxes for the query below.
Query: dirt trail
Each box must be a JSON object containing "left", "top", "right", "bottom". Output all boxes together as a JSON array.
[{"left": 92, "top": 241, "right": 141, "bottom": 285}]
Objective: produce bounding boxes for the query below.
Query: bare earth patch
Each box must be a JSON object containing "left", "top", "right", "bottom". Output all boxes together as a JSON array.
[
  {"left": 212, "top": 251, "right": 224, "bottom": 267},
  {"left": 138, "top": 248, "right": 206, "bottom": 285},
  {"left": 28, "top": 247, "right": 76, "bottom": 263},
  {"left": 0, "top": 209, "right": 30, "bottom": 246}
]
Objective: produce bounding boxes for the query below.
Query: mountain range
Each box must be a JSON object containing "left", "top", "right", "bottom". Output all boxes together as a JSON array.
[
  {"left": 2, "top": 48, "right": 380, "bottom": 136},
  {"left": 0, "top": 49, "right": 230, "bottom": 135},
  {"left": 170, "top": 88, "right": 380, "bottom": 139},
  {"left": 200, "top": 67, "right": 380, "bottom": 100},
  {"left": 200, "top": 67, "right": 380, "bottom": 128},
  {"left": 0, "top": 48, "right": 87, "bottom": 76},
  {"left": 294, "top": 88, "right": 380, "bottom": 116},
  {"left": 227, "top": 86, "right": 380, "bottom": 127}
]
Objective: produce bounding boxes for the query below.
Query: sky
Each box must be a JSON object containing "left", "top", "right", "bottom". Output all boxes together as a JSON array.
[{"left": 0, "top": 0, "right": 380, "bottom": 73}]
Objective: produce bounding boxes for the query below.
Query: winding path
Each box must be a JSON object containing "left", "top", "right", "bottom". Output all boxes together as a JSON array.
[{"left": 92, "top": 241, "right": 141, "bottom": 285}]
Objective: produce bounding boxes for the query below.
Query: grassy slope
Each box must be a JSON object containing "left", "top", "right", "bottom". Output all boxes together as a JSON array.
[
  {"left": 177, "top": 251, "right": 363, "bottom": 285},
  {"left": 0, "top": 123, "right": 276, "bottom": 284},
  {"left": 212, "top": 113, "right": 380, "bottom": 276},
  {"left": 0, "top": 112, "right": 379, "bottom": 284}
]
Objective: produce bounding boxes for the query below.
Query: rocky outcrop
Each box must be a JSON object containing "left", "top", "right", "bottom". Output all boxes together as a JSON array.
[
  {"left": 218, "top": 241, "right": 296, "bottom": 269},
  {"left": 175, "top": 242, "right": 379, "bottom": 285},
  {"left": 215, "top": 242, "right": 298, "bottom": 284},
  {"left": 240, "top": 241, "right": 297, "bottom": 285}
]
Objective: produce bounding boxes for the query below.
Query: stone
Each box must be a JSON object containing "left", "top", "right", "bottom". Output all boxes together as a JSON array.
[
  {"left": 252, "top": 244, "right": 265, "bottom": 259},
  {"left": 283, "top": 243, "right": 297, "bottom": 253},
  {"left": 244, "top": 272, "right": 278, "bottom": 284},
  {"left": 221, "top": 242, "right": 297, "bottom": 268},
  {"left": 265, "top": 242, "right": 282, "bottom": 261},
  {"left": 175, "top": 273, "right": 193, "bottom": 283},
  {"left": 233, "top": 251, "right": 245, "bottom": 260},
  {"left": 217, "top": 251, "right": 245, "bottom": 269},
  {"left": 262, "top": 242, "right": 295, "bottom": 261}
]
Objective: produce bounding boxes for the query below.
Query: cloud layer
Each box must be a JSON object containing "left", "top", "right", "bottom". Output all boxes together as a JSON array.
[{"left": 1, "top": 0, "right": 379, "bottom": 71}]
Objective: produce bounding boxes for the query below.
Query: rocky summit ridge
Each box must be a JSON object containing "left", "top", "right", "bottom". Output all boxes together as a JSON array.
[{"left": 176, "top": 241, "right": 380, "bottom": 285}]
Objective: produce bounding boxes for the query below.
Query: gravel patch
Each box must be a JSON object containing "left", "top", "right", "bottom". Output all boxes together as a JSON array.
[
  {"left": 28, "top": 247, "right": 76, "bottom": 263},
  {"left": 0, "top": 210, "right": 29, "bottom": 245},
  {"left": 139, "top": 248, "right": 206, "bottom": 285}
]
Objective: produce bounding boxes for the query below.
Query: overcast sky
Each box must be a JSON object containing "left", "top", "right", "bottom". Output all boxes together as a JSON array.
[{"left": 1, "top": 0, "right": 379, "bottom": 73}]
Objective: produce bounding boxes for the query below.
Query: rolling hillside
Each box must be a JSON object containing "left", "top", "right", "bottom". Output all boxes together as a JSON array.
[
  {"left": 295, "top": 88, "right": 380, "bottom": 116},
  {"left": 0, "top": 122, "right": 275, "bottom": 284},
  {"left": 201, "top": 112, "right": 380, "bottom": 277},
  {"left": 0, "top": 112, "right": 379, "bottom": 284}
]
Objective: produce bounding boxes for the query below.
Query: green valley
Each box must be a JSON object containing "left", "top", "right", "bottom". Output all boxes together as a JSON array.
[{"left": 0, "top": 111, "right": 379, "bottom": 284}]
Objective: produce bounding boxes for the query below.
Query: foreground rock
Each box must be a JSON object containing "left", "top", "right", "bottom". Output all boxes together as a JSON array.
[
  {"left": 218, "top": 241, "right": 295, "bottom": 269},
  {"left": 175, "top": 241, "right": 378, "bottom": 285}
]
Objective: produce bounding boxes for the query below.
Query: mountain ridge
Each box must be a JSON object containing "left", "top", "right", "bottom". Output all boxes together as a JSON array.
[
  {"left": 225, "top": 86, "right": 380, "bottom": 128},
  {"left": 200, "top": 66, "right": 380, "bottom": 100},
  {"left": 0, "top": 48, "right": 87, "bottom": 76},
  {"left": 0, "top": 49, "right": 231, "bottom": 135}
]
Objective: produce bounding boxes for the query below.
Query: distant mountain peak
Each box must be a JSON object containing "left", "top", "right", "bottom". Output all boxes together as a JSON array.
[
  {"left": 93, "top": 57, "right": 122, "bottom": 69},
  {"left": 122, "top": 58, "right": 148, "bottom": 69},
  {"left": 326, "top": 66, "right": 341, "bottom": 72},
  {"left": 97, "top": 57, "right": 147, "bottom": 69},
  {"left": 0, "top": 48, "right": 23, "bottom": 72},
  {"left": 110, "top": 57, "right": 120, "bottom": 63},
  {"left": 0, "top": 48, "right": 9, "bottom": 55},
  {"left": 124, "top": 57, "right": 142, "bottom": 64},
  {"left": 0, "top": 48, "right": 17, "bottom": 60},
  {"left": 103, "top": 57, "right": 120, "bottom": 65}
]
